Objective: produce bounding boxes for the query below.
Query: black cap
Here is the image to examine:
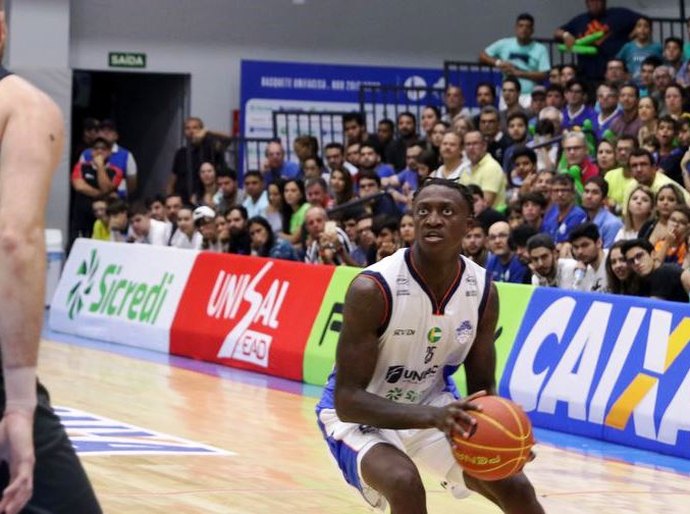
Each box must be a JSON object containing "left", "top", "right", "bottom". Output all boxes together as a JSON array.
[
  {"left": 83, "top": 118, "right": 100, "bottom": 130},
  {"left": 100, "top": 119, "right": 117, "bottom": 131}
]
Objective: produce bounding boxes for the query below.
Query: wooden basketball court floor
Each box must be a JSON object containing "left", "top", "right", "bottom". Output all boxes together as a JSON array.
[{"left": 39, "top": 325, "right": 690, "bottom": 513}]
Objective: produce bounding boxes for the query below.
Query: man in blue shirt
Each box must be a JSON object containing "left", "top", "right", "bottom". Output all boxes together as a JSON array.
[
  {"left": 541, "top": 174, "right": 588, "bottom": 245},
  {"left": 485, "top": 221, "right": 528, "bottom": 283},
  {"left": 562, "top": 78, "right": 597, "bottom": 130},
  {"left": 582, "top": 177, "right": 622, "bottom": 248},
  {"left": 480, "top": 13, "right": 550, "bottom": 95},
  {"left": 262, "top": 140, "right": 301, "bottom": 185}
]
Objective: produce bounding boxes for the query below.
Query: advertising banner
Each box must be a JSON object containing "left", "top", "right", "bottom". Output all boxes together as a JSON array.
[
  {"left": 500, "top": 288, "right": 690, "bottom": 459},
  {"left": 49, "top": 239, "right": 197, "bottom": 353},
  {"left": 302, "top": 266, "right": 360, "bottom": 386},
  {"left": 170, "top": 253, "right": 334, "bottom": 381}
]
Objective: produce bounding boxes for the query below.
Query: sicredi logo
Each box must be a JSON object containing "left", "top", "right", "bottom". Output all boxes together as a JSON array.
[{"left": 66, "top": 249, "right": 173, "bottom": 324}]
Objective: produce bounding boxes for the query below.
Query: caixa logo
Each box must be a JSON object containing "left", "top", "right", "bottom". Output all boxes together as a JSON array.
[
  {"left": 207, "top": 261, "right": 289, "bottom": 368},
  {"left": 385, "top": 365, "right": 439, "bottom": 384},
  {"left": 506, "top": 296, "right": 690, "bottom": 450}
]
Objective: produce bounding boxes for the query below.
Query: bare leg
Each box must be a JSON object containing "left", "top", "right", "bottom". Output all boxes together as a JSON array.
[
  {"left": 361, "top": 443, "right": 427, "bottom": 514},
  {"left": 464, "top": 471, "right": 545, "bottom": 514}
]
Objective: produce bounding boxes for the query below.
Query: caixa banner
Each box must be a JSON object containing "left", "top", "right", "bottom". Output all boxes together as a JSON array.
[
  {"left": 170, "top": 253, "right": 335, "bottom": 381},
  {"left": 499, "top": 287, "right": 690, "bottom": 459},
  {"left": 49, "top": 239, "right": 197, "bottom": 353}
]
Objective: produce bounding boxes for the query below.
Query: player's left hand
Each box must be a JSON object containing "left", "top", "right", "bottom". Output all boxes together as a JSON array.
[
  {"left": 0, "top": 410, "right": 35, "bottom": 514},
  {"left": 435, "top": 390, "right": 487, "bottom": 439}
]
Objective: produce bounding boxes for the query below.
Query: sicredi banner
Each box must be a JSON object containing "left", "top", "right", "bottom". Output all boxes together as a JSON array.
[
  {"left": 500, "top": 287, "right": 690, "bottom": 459},
  {"left": 170, "top": 253, "right": 334, "bottom": 381},
  {"left": 49, "top": 239, "right": 197, "bottom": 353}
]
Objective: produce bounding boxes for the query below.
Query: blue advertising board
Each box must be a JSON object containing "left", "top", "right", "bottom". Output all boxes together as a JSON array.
[{"left": 500, "top": 287, "right": 690, "bottom": 459}]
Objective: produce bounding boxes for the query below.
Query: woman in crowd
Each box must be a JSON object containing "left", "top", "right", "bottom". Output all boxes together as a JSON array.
[
  {"left": 329, "top": 168, "right": 355, "bottom": 208},
  {"left": 399, "top": 212, "right": 415, "bottom": 248},
  {"left": 248, "top": 216, "right": 298, "bottom": 261},
  {"left": 663, "top": 83, "right": 689, "bottom": 121},
  {"left": 191, "top": 161, "right": 219, "bottom": 208},
  {"left": 280, "top": 178, "right": 309, "bottom": 245},
  {"left": 606, "top": 240, "right": 639, "bottom": 295},
  {"left": 451, "top": 114, "right": 474, "bottom": 141},
  {"left": 616, "top": 185, "right": 655, "bottom": 242},
  {"left": 654, "top": 204, "right": 690, "bottom": 265},
  {"left": 596, "top": 139, "right": 618, "bottom": 175},
  {"left": 638, "top": 96, "right": 659, "bottom": 147},
  {"left": 265, "top": 181, "right": 285, "bottom": 234},
  {"left": 639, "top": 183, "right": 686, "bottom": 245},
  {"left": 420, "top": 106, "right": 441, "bottom": 142},
  {"left": 429, "top": 120, "right": 449, "bottom": 162}
]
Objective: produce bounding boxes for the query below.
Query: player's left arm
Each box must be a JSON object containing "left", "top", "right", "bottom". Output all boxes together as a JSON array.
[{"left": 463, "top": 282, "right": 499, "bottom": 396}]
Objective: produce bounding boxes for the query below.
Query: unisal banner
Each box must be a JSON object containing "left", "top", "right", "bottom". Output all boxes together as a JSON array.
[
  {"left": 49, "top": 239, "right": 197, "bottom": 353},
  {"left": 170, "top": 253, "right": 334, "bottom": 381}
]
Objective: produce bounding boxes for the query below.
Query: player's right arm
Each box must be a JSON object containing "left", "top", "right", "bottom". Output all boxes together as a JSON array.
[{"left": 334, "top": 275, "right": 480, "bottom": 435}]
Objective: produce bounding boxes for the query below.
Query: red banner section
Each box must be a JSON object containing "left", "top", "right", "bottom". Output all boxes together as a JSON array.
[{"left": 170, "top": 253, "right": 335, "bottom": 380}]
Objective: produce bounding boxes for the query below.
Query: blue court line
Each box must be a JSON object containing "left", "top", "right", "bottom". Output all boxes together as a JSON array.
[{"left": 42, "top": 319, "right": 690, "bottom": 476}]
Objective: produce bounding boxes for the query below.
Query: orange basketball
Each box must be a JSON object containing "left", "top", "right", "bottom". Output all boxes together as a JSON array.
[{"left": 450, "top": 395, "right": 534, "bottom": 481}]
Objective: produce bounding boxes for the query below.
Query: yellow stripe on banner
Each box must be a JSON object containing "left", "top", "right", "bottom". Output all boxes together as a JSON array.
[
  {"left": 666, "top": 318, "right": 690, "bottom": 371},
  {"left": 605, "top": 374, "right": 656, "bottom": 430}
]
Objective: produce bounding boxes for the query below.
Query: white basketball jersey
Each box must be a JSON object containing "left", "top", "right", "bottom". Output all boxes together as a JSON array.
[{"left": 361, "top": 248, "right": 490, "bottom": 405}]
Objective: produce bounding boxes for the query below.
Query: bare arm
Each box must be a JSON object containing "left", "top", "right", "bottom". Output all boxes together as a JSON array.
[
  {"left": 479, "top": 50, "right": 497, "bottom": 67},
  {"left": 512, "top": 69, "right": 548, "bottom": 82},
  {"left": 94, "top": 159, "right": 116, "bottom": 194},
  {"left": 71, "top": 176, "right": 104, "bottom": 197},
  {"left": 554, "top": 28, "right": 576, "bottom": 48},
  {"left": 463, "top": 283, "right": 499, "bottom": 395}
]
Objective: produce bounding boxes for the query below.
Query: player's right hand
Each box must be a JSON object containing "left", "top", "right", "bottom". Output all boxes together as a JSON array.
[
  {"left": 435, "top": 390, "right": 487, "bottom": 439},
  {"left": 0, "top": 410, "right": 35, "bottom": 514}
]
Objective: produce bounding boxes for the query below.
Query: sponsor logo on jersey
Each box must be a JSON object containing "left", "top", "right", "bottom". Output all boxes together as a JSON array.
[
  {"left": 427, "top": 327, "right": 442, "bottom": 343},
  {"left": 456, "top": 320, "right": 473, "bottom": 345},
  {"left": 385, "top": 364, "right": 439, "bottom": 384},
  {"left": 393, "top": 328, "right": 416, "bottom": 336}
]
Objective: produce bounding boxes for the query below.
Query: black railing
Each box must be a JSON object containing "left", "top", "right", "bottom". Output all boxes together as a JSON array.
[
  {"left": 358, "top": 85, "right": 446, "bottom": 134},
  {"left": 225, "top": 137, "right": 273, "bottom": 176},
  {"left": 272, "top": 110, "right": 354, "bottom": 162}
]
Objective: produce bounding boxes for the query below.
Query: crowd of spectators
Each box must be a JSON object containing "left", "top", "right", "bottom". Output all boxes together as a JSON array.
[{"left": 70, "top": 0, "right": 690, "bottom": 303}]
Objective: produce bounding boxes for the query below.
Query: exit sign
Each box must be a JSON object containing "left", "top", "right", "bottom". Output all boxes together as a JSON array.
[{"left": 108, "top": 52, "right": 147, "bottom": 69}]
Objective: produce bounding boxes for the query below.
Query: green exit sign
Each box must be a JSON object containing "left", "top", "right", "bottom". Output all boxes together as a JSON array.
[{"left": 108, "top": 52, "right": 147, "bottom": 69}]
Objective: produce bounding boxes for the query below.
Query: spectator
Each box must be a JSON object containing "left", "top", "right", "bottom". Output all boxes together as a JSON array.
[
  {"left": 530, "top": 117, "right": 559, "bottom": 172},
  {"left": 195, "top": 205, "right": 224, "bottom": 252},
  {"left": 419, "top": 106, "right": 441, "bottom": 143},
  {"left": 169, "top": 116, "right": 228, "bottom": 202},
  {"left": 428, "top": 121, "right": 448, "bottom": 161},
  {"left": 663, "top": 36, "right": 684, "bottom": 73},
  {"left": 596, "top": 139, "right": 617, "bottom": 174},
  {"left": 70, "top": 136, "right": 124, "bottom": 241},
  {"left": 503, "top": 112, "right": 530, "bottom": 174},
  {"left": 190, "top": 161, "right": 218, "bottom": 208},
  {"left": 559, "top": 131, "right": 599, "bottom": 184},
  {"left": 604, "top": 134, "right": 638, "bottom": 212},
  {"left": 639, "top": 183, "right": 687, "bottom": 246},
  {"left": 343, "top": 112, "right": 379, "bottom": 149},
  {"left": 345, "top": 142, "right": 361, "bottom": 169},
  {"left": 655, "top": 115, "right": 684, "bottom": 184},
  {"left": 480, "top": 13, "right": 549, "bottom": 95},
  {"left": 106, "top": 199, "right": 130, "bottom": 243},
  {"left": 529, "top": 85, "right": 547, "bottom": 118},
  {"left": 548, "top": 65, "right": 562, "bottom": 87},
  {"left": 329, "top": 168, "right": 355, "bottom": 208},
  {"left": 499, "top": 76, "right": 530, "bottom": 128},
  {"left": 247, "top": 216, "right": 297, "bottom": 261},
  {"left": 562, "top": 78, "right": 597, "bottom": 130},
  {"left": 415, "top": 149, "right": 438, "bottom": 181},
  {"left": 169, "top": 206, "right": 202, "bottom": 249},
  {"left": 265, "top": 181, "right": 285, "bottom": 234},
  {"left": 461, "top": 218, "right": 489, "bottom": 267},
  {"left": 226, "top": 205, "right": 252, "bottom": 256},
  {"left": 357, "top": 170, "right": 400, "bottom": 219},
  {"left": 510, "top": 224, "right": 538, "bottom": 284},
  {"left": 372, "top": 215, "right": 402, "bottom": 262},
  {"left": 614, "top": 184, "right": 654, "bottom": 241},
  {"left": 527, "top": 233, "right": 579, "bottom": 288},
  {"left": 569, "top": 222, "right": 609, "bottom": 292},
  {"left": 605, "top": 240, "right": 640, "bottom": 295},
  {"left": 622, "top": 238, "right": 690, "bottom": 302},
  {"left": 625, "top": 149, "right": 690, "bottom": 212},
  {"left": 442, "top": 85, "right": 470, "bottom": 123},
  {"left": 302, "top": 156, "right": 327, "bottom": 181},
  {"left": 582, "top": 176, "right": 622, "bottom": 248},
  {"left": 654, "top": 205, "right": 690, "bottom": 265},
  {"left": 390, "top": 142, "right": 425, "bottom": 208},
  {"left": 376, "top": 119, "right": 395, "bottom": 160},
  {"left": 533, "top": 169, "right": 555, "bottom": 198},
  {"left": 164, "top": 193, "right": 184, "bottom": 225},
  {"left": 486, "top": 221, "right": 528, "bottom": 283},
  {"left": 324, "top": 142, "right": 357, "bottom": 176},
  {"left": 431, "top": 131, "right": 465, "bottom": 180},
  {"left": 519, "top": 191, "right": 548, "bottom": 231},
  {"left": 460, "top": 130, "right": 507, "bottom": 211},
  {"left": 94, "top": 119, "right": 138, "bottom": 198},
  {"left": 467, "top": 184, "right": 506, "bottom": 232},
  {"left": 595, "top": 83, "right": 622, "bottom": 139},
  {"left": 541, "top": 174, "right": 588, "bottom": 246},
  {"left": 555, "top": 0, "right": 640, "bottom": 80},
  {"left": 350, "top": 213, "right": 376, "bottom": 267},
  {"left": 360, "top": 142, "right": 395, "bottom": 180},
  {"left": 604, "top": 58, "right": 629, "bottom": 85},
  {"left": 616, "top": 16, "right": 662, "bottom": 84},
  {"left": 305, "top": 177, "right": 330, "bottom": 208},
  {"left": 545, "top": 84, "right": 566, "bottom": 110},
  {"left": 663, "top": 84, "right": 689, "bottom": 122},
  {"left": 293, "top": 135, "right": 318, "bottom": 165},
  {"left": 478, "top": 106, "right": 510, "bottom": 164},
  {"left": 473, "top": 83, "right": 497, "bottom": 127},
  {"left": 399, "top": 212, "right": 415, "bottom": 248},
  {"left": 72, "top": 117, "right": 99, "bottom": 166},
  {"left": 450, "top": 114, "right": 475, "bottom": 140},
  {"left": 639, "top": 56, "right": 662, "bottom": 98},
  {"left": 386, "top": 112, "right": 418, "bottom": 171},
  {"left": 215, "top": 168, "right": 245, "bottom": 215},
  {"left": 262, "top": 140, "right": 301, "bottom": 185},
  {"left": 637, "top": 95, "right": 659, "bottom": 147},
  {"left": 242, "top": 170, "right": 269, "bottom": 219},
  {"left": 561, "top": 64, "right": 577, "bottom": 85},
  {"left": 506, "top": 204, "right": 525, "bottom": 229},
  {"left": 609, "top": 83, "right": 643, "bottom": 138},
  {"left": 147, "top": 194, "right": 166, "bottom": 222},
  {"left": 511, "top": 146, "right": 539, "bottom": 197},
  {"left": 129, "top": 202, "right": 171, "bottom": 246},
  {"left": 90, "top": 198, "right": 109, "bottom": 241},
  {"left": 280, "top": 178, "right": 310, "bottom": 245},
  {"left": 652, "top": 65, "right": 675, "bottom": 108}
]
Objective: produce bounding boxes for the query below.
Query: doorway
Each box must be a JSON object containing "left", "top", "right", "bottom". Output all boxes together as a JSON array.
[{"left": 71, "top": 70, "right": 190, "bottom": 201}]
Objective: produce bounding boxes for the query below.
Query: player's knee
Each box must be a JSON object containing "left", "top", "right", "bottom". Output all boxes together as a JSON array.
[
  {"left": 496, "top": 474, "right": 539, "bottom": 507},
  {"left": 0, "top": 225, "right": 39, "bottom": 255},
  {"left": 384, "top": 466, "right": 425, "bottom": 499}
]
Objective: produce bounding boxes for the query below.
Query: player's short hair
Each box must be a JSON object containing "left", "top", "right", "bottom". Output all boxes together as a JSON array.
[{"left": 414, "top": 177, "right": 474, "bottom": 214}]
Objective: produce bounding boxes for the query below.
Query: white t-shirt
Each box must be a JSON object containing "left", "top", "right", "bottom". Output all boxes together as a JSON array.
[
  {"left": 134, "top": 218, "right": 171, "bottom": 246},
  {"left": 531, "top": 258, "right": 579, "bottom": 289},
  {"left": 169, "top": 229, "right": 203, "bottom": 250}
]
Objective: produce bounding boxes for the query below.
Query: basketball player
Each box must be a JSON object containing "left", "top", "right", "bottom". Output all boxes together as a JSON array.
[
  {"left": 0, "top": 6, "right": 101, "bottom": 513},
  {"left": 316, "top": 178, "right": 544, "bottom": 513}
]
